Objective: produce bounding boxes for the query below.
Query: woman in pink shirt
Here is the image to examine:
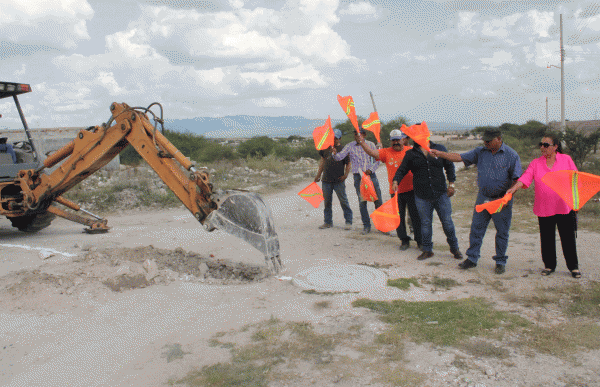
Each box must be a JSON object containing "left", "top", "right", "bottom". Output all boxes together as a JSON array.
[{"left": 507, "top": 134, "right": 580, "bottom": 278}]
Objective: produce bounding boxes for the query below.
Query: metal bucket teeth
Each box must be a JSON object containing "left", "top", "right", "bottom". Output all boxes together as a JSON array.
[{"left": 204, "top": 191, "right": 282, "bottom": 273}]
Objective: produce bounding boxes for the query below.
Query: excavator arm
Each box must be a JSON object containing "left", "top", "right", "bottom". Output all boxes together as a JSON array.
[{"left": 11, "top": 102, "right": 282, "bottom": 272}]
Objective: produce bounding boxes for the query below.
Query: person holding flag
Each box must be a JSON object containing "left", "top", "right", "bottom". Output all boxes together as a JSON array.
[
  {"left": 431, "top": 129, "right": 522, "bottom": 274},
  {"left": 331, "top": 127, "right": 383, "bottom": 234},
  {"left": 314, "top": 129, "right": 353, "bottom": 230},
  {"left": 393, "top": 123, "right": 462, "bottom": 261},
  {"left": 357, "top": 129, "right": 422, "bottom": 250},
  {"left": 506, "top": 133, "right": 580, "bottom": 278}
]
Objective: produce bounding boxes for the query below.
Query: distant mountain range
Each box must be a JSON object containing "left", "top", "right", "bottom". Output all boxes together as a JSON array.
[{"left": 164, "top": 116, "right": 476, "bottom": 138}]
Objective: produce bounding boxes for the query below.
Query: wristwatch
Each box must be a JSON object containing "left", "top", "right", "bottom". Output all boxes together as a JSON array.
[{"left": 448, "top": 182, "right": 455, "bottom": 188}]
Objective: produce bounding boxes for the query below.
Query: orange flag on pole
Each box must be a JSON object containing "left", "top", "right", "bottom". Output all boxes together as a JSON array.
[
  {"left": 401, "top": 122, "right": 431, "bottom": 152},
  {"left": 370, "top": 192, "right": 400, "bottom": 232},
  {"left": 362, "top": 112, "right": 381, "bottom": 143},
  {"left": 298, "top": 182, "right": 324, "bottom": 208},
  {"left": 541, "top": 170, "right": 600, "bottom": 211},
  {"left": 337, "top": 95, "right": 360, "bottom": 132},
  {"left": 312, "top": 116, "right": 334, "bottom": 150},
  {"left": 475, "top": 193, "right": 513, "bottom": 214}
]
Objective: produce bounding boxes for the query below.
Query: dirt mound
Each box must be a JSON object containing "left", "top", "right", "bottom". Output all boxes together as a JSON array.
[{"left": 0, "top": 245, "right": 271, "bottom": 313}]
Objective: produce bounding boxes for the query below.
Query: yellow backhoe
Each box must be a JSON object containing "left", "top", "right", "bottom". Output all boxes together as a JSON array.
[{"left": 0, "top": 82, "right": 281, "bottom": 272}]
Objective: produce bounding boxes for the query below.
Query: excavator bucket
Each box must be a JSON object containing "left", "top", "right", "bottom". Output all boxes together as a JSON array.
[{"left": 204, "top": 191, "right": 282, "bottom": 273}]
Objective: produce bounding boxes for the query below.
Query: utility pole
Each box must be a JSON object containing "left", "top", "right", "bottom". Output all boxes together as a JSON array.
[
  {"left": 560, "top": 14, "right": 565, "bottom": 131},
  {"left": 546, "top": 97, "right": 549, "bottom": 126},
  {"left": 547, "top": 14, "right": 566, "bottom": 131}
]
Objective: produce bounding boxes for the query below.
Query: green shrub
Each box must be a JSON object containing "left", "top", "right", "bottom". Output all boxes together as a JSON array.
[{"left": 237, "top": 136, "right": 276, "bottom": 158}]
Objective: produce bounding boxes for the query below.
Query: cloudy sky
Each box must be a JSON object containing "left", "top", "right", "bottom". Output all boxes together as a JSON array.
[{"left": 2, "top": 0, "right": 600, "bottom": 132}]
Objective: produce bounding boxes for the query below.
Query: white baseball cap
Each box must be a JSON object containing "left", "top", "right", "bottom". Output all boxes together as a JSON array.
[{"left": 390, "top": 129, "right": 406, "bottom": 140}]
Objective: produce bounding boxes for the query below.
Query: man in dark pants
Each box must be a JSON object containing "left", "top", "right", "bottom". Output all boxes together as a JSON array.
[
  {"left": 314, "top": 129, "right": 353, "bottom": 230},
  {"left": 357, "top": 129, "right": 421, "bottom": 250},
  {"left": 393, "top": 131, "right": 463, "bottom": 261},
  {"left": 331, "top": 127, "right": 383, "bottom": 234},
  {"left": 431, "top": 129, "right": 522, "bottom": 274}
]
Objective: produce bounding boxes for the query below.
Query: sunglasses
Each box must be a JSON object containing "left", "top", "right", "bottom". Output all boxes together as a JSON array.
[{"left": 539, "top": 142, "right": 554, "bottom": 148}]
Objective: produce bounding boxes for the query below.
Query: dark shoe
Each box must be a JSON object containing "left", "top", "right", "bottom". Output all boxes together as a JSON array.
[
  {"left": 417, "top": 243, "right": 423, "bottom": 251},
  {"left": 417, "top": 251, "right": 434, "bottom": 261},
  {"left": 344, "top": 223, "right": 352, "bottom": 230},
  {"left": 458, "top": 259, "right": 477, "bottom": 270},
  {"left": 399, "top": 242, "right": 410, "bottom": 251},
  {"left": 541, "top": 268, "right": 555, "bottom": 276},
  {"left": 361, "top": 228, "right": 371, "bottom": 235},
  {"left": 571, "top": 270, "right": 582, "bottom": 278},
  {"left": 450, "top": 249, "right": 463, "bottom": 260},
  {"left": 495, "top": 264, "right": 506, "bottom": 275},
  {"left": 318, "top": 223, "right": 333, "bottom": 229}
]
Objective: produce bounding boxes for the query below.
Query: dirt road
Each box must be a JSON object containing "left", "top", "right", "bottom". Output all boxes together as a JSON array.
[{"left": 2, "top": 170, "right": 600, "bottom": 386}]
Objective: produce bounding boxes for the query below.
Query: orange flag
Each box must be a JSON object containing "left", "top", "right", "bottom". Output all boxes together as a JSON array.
[
  {"left": 360, "top": 172, "right": 378, "bottom": 202},
  {"left": 475, "top": 193, "right": 513, "bottom": 214},
  {"left": 312, "top": 116, "right": 334, "bottom": 150},
  {"left": 298, "top": 182, "right": 324, "bottom": 208},
  {"left": 401, "top": 122, "right": 431, "bottom": 152},
  {"left": 371, "top": 192, "right": 400, "bottom": 232},
  {"left": 337, "top": 95, "right": 359, "bottom": 132},
  {"left": 541, "top": 170, "right": 600, "bottom": 211},
  {"left": 362, "top": 112, "right": 381, "bottom": 143}
]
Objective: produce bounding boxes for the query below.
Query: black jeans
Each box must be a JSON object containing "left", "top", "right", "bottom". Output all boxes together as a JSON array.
[
  {"left": 392, "top": 191, "right": 421, "bottom": 245},
  {"left": 538, "top": 211, "right": 578, "bottom": 271}
]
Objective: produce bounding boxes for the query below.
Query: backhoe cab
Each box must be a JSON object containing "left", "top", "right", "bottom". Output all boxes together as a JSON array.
[{"left": 0, "top": 82, "right": 282, "bottom": 273}]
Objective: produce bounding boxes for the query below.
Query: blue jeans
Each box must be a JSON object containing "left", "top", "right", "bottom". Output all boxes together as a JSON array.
[
  {"left": 322, "top": 181, "right": 353, "bottom": 225},
  {"left": 466, "top": 192, "right": 513, "bottom": 265},
  {"left": 393, "top": 191, "right": 422, "bottom": 245},
  {"left": 415, "top": 194, "right": 459, "bottom": 253},
  {"left": 353, "top": 173, "right": 383, "bottom": 229}
]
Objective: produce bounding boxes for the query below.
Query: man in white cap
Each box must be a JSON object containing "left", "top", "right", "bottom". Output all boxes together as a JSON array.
[
  {"left": 314, "top": 129, "right": 353, "bottom": 230},
  {"left": 357, "top": 129, "right": 422, "bottom": 250}
]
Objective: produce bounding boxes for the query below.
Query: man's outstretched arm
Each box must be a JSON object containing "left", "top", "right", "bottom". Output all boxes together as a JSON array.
[{"left": 430, "top": 149, "right": 462, "bottom": 162}]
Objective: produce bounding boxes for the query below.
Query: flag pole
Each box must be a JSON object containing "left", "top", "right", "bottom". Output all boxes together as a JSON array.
[{"left": 369, "top": 91, "right": 382, "bottom": 148}]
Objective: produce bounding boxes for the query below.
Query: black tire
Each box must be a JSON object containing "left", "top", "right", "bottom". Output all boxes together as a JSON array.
[{"left": 9, "top": 212, "right": 56, "bottom": 232}]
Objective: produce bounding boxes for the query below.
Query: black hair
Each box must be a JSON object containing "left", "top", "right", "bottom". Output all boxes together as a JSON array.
[
  {"left": 0, "top": 137, "right": 7, "bottom": 144},
  {"left": 543, "top": 132, "right": 563, "bottom": 153}
]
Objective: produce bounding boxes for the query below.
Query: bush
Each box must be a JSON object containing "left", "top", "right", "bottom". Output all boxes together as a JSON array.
[
  {"left": 237, "top": 136, "right": 276, "bottom": 158},
  {"left": 561, "top": 128, "right": 600, "bottom": 169}
]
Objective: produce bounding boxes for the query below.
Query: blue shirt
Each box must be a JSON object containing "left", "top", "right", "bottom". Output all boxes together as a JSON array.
[
  {"left": 0, "top": 143, "right": 17, "bottom": 163},
  {"left": 460, "top": 143, "right": 522, "bottom": 198}
]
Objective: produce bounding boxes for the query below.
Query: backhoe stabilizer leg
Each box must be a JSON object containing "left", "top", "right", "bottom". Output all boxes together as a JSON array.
[
  {"left": 203, "top": 191, "right": 282, "bottom": 273},
  {"left": 46, "top": 205, "right": 110, "bottom": 234}
]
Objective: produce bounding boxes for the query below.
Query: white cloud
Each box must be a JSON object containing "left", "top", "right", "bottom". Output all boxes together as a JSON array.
[
  {"left": 97, "top": 72, "right": 126, "bottom": 95},
  {"left": 0, "top": 0, "right": 93, "bottom": 48},
  {"left": 253, "top": 97, "right": 287, "bottom": 107},
  {"left": 340, "top": 2, "right": 377, "bottom": 16},
  {"left": 480, "top": 50, "right": 514, "bottom": 69}
]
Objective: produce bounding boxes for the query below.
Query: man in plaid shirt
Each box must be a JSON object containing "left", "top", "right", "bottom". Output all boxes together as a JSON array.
[{"left": 331, "top": 127, "right": 383, "bottom": 234}]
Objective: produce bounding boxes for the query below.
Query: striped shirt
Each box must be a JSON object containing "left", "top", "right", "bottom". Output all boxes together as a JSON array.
[{"left": 332, "top": 140, "right": 380, "bottom": 175}]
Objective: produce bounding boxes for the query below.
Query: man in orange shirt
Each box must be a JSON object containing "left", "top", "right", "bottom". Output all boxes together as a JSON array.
[{"left": 357, "top": 129, "right": 422, "bottom": 250}]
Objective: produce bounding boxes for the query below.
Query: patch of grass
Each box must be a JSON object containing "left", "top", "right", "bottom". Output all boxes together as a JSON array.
[
  {"left": 301, "top": 289, "right": 359, "bottom": 296},
  {"left": 314, "top": 301, "right": 331, "bottom": 310},
  {"left": 179, "top": 362, "right": 271, "bottom": 387},
  {"left": 564, "top": 281, "right": 600, "bottom": 318},
  {"left": 423, "top": 276, "right": 461, "bottom": 291},
  {"left": 523, "top": 322, "right": 600, "bottom": 357},
  {"left": 387, "top": 277, "right": 421, "bottom": 290},
  {"left": 457, "top": 339, "right": 510, "bottom": 359},
  {"left": 352, "top": 297, "right": 530, "bottom": 346},
  {"left": 358, "top": 262, "right": 393, "bottom": 269},
  {"left": 371, "top": 363, "right": 426, "bottom": 387}
]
